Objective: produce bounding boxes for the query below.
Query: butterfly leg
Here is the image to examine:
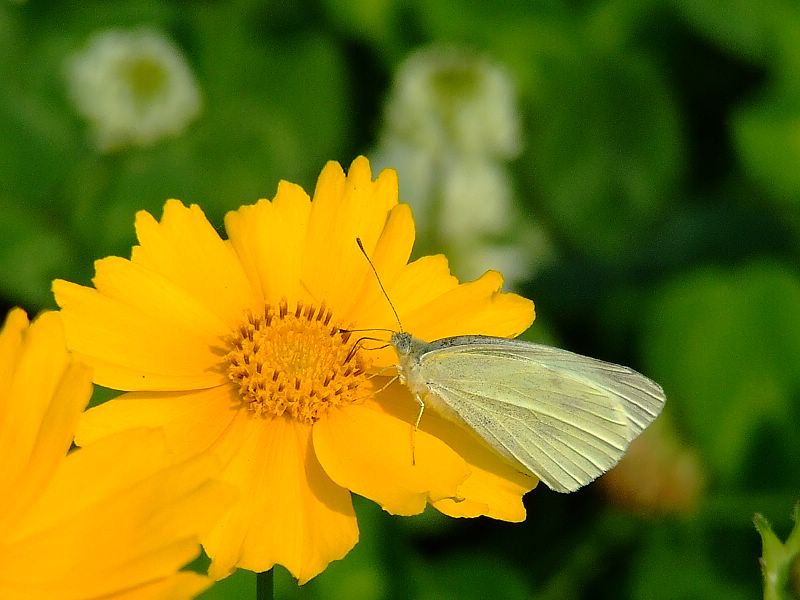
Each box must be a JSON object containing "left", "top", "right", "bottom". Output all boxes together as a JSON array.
[{"left": 411, "top": 392, "right": 425, "bottom": 466}]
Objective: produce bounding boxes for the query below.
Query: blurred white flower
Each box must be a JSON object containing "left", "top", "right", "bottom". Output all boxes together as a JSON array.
[
  {"left": 371, "top": 140, "right": 437, "bottom": 240},
  {"left": 66, "top": 27, "right": 201, "bottom": 152},
  {"left": 439, "top": 157, "right": 513, "bottom": 240},
  {"left": 373, "top": 46, "right": 551, "bottom": 287},
  {"left": 458, "top": 241, "right": 535, "bottom": 288},
  {"left": 383, "top": 47, "right": 521, "bottom": 159}
]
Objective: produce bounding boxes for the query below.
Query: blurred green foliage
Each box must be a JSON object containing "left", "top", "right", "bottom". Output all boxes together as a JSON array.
[{"left": 2, "top": 0, "right": 800, "bottom": 598}]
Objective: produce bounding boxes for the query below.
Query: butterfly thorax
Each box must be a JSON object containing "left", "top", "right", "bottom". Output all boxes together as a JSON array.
[
  {"left": 390, "top": 332, "right": 431, "bottom": 392},
  {"left": 390, "top": 331, "right": 490, "bottom": 437}
]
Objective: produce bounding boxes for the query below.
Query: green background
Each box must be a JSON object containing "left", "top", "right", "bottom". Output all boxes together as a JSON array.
[{"left": 2, "top": 1, "right": 799, "bottom": 598}]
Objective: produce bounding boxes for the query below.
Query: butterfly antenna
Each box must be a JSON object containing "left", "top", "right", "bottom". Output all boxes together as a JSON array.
[{"left": 356, "top": 237, "right": 403, "bottom": 332}]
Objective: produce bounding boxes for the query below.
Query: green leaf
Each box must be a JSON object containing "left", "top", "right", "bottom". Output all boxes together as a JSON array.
[
  {"left": 629, "top": 520, "right": 755, "bottom": 599},
  {"left": 411, "top": 551, "right": 533, "bottom": 600},
  {"left": 671, "top": 0, "right": 791, "bottom": 63},
  {"left": 191, "top": 11, "right": 350, "bottom": 175},
  {"left": 642, "top": 261, "right": 800, "bottom": 485},
  {"left": 526, "top": 48, "right": 682, "bottom": 260},
  {"left": 0, "top": 201, "right": 81, "bottom": 310},
  {"left": 319, "top": 0, "right": 404, "bottom": 56},
  {"left": 0, "top": 82, "right": 81, "bottom": 210},
  {"left": 734, "top": 95, "right": 800, "bottom": 206}
]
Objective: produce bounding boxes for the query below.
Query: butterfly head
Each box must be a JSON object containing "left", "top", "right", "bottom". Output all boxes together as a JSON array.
[{"left": 391, "top": 331, "right": 413, "bottom": 357}]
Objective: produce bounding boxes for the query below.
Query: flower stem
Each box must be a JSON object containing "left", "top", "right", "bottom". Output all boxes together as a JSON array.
[
  {"left": 755, "top": 503, "right": 800, "bottom": 600},
  {"left": 256, "top": 569, "right": 273, "bottom": 600}
]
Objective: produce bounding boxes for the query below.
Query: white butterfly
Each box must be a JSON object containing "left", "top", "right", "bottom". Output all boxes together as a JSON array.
[{"left": 391, "top": 331, "right": 666, "bottom": 493}]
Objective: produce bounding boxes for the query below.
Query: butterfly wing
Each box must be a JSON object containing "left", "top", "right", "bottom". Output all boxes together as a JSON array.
[{"left": 416, "top": 337, "right": 666, "bottom": 493}]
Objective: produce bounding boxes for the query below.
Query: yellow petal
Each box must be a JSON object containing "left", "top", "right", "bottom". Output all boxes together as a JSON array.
[
  {"left": 130, "top": 200, "right": 258, "bottom": 328},
  {"left": 427, "top": 421, "right": 538, "bottom": 522},
  {"left": 0, "top": 312, "right": 70, "bottom": 462},
  {"left": 0, "top": 308, "right": 29, "bottom": 396},
  {"left": 302, "top": 158, "right": 401, "bottom": 318},
  {"left": 403, "top": 270, "right": 535, "bottom": 341},
  {"left": 0, "top": 310, "right": 56, "bottom": 500},
  {"left": 53, "top": 279, "right": 227, "bottom": 391},
  {"left": 356, "top": 379, "right": 536, "bottom": 522},
  {"left": 225, "top": 182, "right": 312, "bottom": 306},
  {"left": 388, "top": 254, "right": 459, "bottom": 319},
  {"left": 0, "top": 311, "right": 92, "bottom": 531},
  {"left": 313, "top": 390, "right": 471, "bottom": 515},
  {"left": 76, "top": 386, "right": 239, "bottom": 463},
  {"left": 11, "top": 429, "right": 188, "bottom": 539},
  {"left": 205, "top": 414, "right": 358, "bottom": 584},
  {"left": 0, "top": 568, "right": 211, "bottom": 600},
  {"left": 92, "top": 256, "right": 231, "bottom": 339},
  {"left": 341, "top": 203, "right": 415, "bottom": 327},
  {"left": 1, "top": 429, "right": 232, "bottom": 600},
  {"left": 96, "top": 572, "right": 212, "bottom": 600}
]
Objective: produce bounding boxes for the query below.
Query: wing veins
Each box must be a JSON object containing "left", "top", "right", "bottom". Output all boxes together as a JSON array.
[
  {"left": 432, "top": 344, "right": 665, "bottom": 423},
  {"left": 429, "top": 385, "right": 619, "bottom": 489},
  {"left": 431, "top": 380, "right": 629, "bottom": 449},
  {"left": 436, "top": 373, "right": 628, "bottom": 420},
  {"left": 473, "top": 408, "right": 585, "bottom": 487}
]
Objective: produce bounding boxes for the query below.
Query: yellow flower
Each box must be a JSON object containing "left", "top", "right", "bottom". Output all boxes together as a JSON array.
[
  {"left": 0, "top": 308, "right": 231, "bottom": 600},
  {"left": 53, "top": 156, "right": 537, "bottom": 583}
]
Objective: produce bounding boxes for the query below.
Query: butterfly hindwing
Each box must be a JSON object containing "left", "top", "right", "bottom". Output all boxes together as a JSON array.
[{"left": 415, "top": 337, "right": 666, "bottom": 492}]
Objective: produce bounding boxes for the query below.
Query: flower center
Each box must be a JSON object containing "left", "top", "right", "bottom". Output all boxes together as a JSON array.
[
  {"left": 122, "top": 55, "right": 168, "bottom": 105},
  {"left": 225, "top": 300, "right": 371, "bottom": 424}
]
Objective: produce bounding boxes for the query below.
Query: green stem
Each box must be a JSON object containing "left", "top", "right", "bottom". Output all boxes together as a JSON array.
[
  {"left": 256, "top": 569, "right": 274, "bottom": 600},
  {"left": 755, "top": 503, "right": 800, "bottom": 600}
]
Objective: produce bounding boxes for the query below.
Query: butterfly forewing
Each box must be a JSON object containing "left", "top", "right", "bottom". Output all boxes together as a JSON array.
[{"left": 414, "top": 336, "right": 666, "bottom": 493}]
